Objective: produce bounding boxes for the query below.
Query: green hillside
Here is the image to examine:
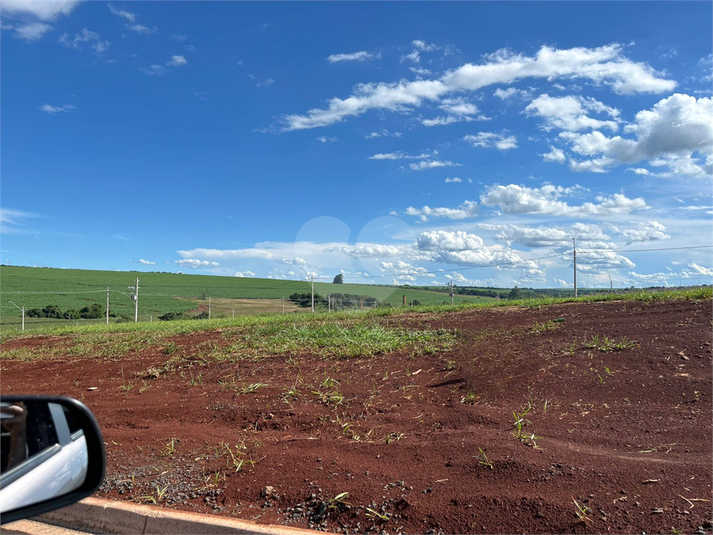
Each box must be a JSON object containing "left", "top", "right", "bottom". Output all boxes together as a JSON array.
[{"left": 0, "top": 266, "right": 493, "bottom": 329}]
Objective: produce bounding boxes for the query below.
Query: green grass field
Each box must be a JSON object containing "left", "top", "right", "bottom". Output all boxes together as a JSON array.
[{"left": 0, "top": 266, "right": 494, "bottom": 330}]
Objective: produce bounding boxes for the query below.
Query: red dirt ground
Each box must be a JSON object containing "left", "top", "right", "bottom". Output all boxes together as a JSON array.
[{"left": 2, "top": 299, "right": 712, "bottom": 534}]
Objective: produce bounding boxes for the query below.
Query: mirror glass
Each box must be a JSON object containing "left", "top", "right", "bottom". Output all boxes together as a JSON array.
[{"left": 0, "top": 400, "right": 89, "bottom": 514}]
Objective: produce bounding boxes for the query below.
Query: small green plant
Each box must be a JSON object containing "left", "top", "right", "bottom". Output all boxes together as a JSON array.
[
  {"left": 475, "top": 447, "right": 493, "bottom": 470},
  {"left": 366, "top": 507, "right": 391, "bottom": 522},
  {"left": 162, "top": 342, "right": 178, "bottom": 355},
  {"left": 139, "top": 485, "right": 169, "bottom": 504},
  {"left": 120, "top": 366, "right": 135, "bottom": 392},
  {"left": 444, "top": 360, "right": 456, "bottom": 371},
  {"left": 511, "top": 405, "right": 541, "bottom": 447},
  {"left": 573, "top": 498, "right": 591, "bottom": 523},
  {"left": 384, "top": 432, "right": 404, "bottom": 444},
  {"left": 461, "top": 391, "right": 478, "bottom": 405},
  {"left": 280, "top": 385, "right": 300, "bottom": 403},
  {"left": 584, "top": 335, "right": 636, "bottom": 352},
  {"left": 530, "top": 320, "right": 560, "bottom": 334},
  {"left": 238, "top": 382, "right": 266, "bottom": 395},
  {"left": 329, "top": 492, "right": 351, "bottom": 510},
  {"left": 321, "top": 376, "right": 339, "bottom": 389},
  {"left": 161, "top": 438, "right": 177, "bottom": 456},
  {"left": 188, "top": 371, "right": 203, "bottom": 386}
]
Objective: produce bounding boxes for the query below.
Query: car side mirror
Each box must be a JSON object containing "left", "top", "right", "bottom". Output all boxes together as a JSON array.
[{"left": 0, "top": 396, "right": 105, "bottom": 525}]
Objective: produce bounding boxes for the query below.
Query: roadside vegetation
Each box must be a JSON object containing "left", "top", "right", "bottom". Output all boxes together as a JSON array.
[{"left": 2, "top": 286, "right": 709, "bottom": 347}]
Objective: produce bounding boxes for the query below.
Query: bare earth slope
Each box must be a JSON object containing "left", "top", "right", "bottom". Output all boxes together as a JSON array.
[{"left": 3, "top": 299, "right": 712, "bottom": 534}]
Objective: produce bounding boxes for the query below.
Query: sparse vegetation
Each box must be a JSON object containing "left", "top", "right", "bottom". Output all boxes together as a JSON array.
[
  {"left": 583, "top": 334, "right": 637, "bottom": 352},
  {"left": 475, "top": 447, "right": 494, "bottom": 469}
]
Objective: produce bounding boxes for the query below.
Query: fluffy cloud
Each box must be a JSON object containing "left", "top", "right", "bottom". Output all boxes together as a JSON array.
[
  {"left": 409, "top": 159, "right": 461, "bottom": 171},
  {"left": 482, "top": 224, "right": 569, "bottom": 247},
  {"left": 175, "top": 259, "right": 220, "bottom": 268},
  {"left": 8, "top": 21, "right": 53, "bottom": 41},
  {"left": 444, "top": 177, "right": 463, "bottom": 183},
  {"left": 464, "top": 132, "right": 518, "bottom": 150},
  {"left": 365, "top": 129, "right": 401, "bottom": 139},
  {"left": 683, "top": 263, "right": 713, "bottom": 277},
  {"left": 280, "top": 257, "right": 307, "bottom": 265},
  {"left": 404, "top": 200, "right": 478, "bottom": 221},
  {"left": 107, "top": 4, "right": 135, "bottom": 22},
  {"left": 125, "top": 23, "right": 157, "bottom": 34},
  {"left": 39, "top": 103, "right": 75, "bottom": 114},
  {"left": 167, "top": 55, "right": 187, "bottom": 67},
  {"left": 629, "top": 262, "right": 713, "bottom": 284},
  {"left": 59, "top": 28, "right": 109, "bottom": 53},
  {"left": 234, "top": 271, "right": 256, "bottom": 277},
  {"left": 138, "top": 258, "right": 156, "bottom": 265},
  {"left": 327, "top": 51, "right": 376, "bottom": 63},
  {"left": 481, "top": 222, "right": 613, "bottom": 248},
  {"left": 541, "top": 147, "right": 566, "bottom": 163},
  {"left": 380, "top": 260, "right": 434, "bottom": 278},
  {"left": 338, "top": 243, "right": 414, "bottom": 259},
  {"left": 421, "top": 97, "right": 490, "bottom": 126},
  {"left": 621, "top": 221, "right": 670, "bottom": 244},
  {"left": 417, "top": 230, "right": 536, "bottom": 268},
  {"left": 559, "top": 94, "right": 713, "bottom": 177},
  {"left": 369, "top": 151, "right": 431, "bottom": 160},
  {"left": 480, "top": 184, "right": 647, "bottom": 216},
  {"left": 0, "top": 0, "right": 82, "bottom": 20},
  {"left": 525, "top": 94, "right": 620, "bottom": 132},
  {"left": 282, "top": 43, "right": 675, "bottom": 130},
  {"left": 571, "top": 248, "right": 635, "bottom": 272},
  {"left": 444, "top": 272, "right": 494, "bottom": 286},
  {"left": 493, "top": 87, "right": 531, "bottom": 100}
]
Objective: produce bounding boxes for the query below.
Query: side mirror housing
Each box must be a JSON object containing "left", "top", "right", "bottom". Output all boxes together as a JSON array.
[{"left": 0, "top": 396, "right": 105, "bottom": 524}]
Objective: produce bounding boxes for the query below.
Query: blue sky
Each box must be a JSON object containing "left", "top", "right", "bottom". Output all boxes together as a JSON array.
[{"left": 1, "top": 1, "right": 712, "bottom": 288}]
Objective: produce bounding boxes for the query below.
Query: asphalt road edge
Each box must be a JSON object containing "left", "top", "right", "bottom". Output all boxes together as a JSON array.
[{"left": 35, "top": 497, "right": 325, "bottom": 535}]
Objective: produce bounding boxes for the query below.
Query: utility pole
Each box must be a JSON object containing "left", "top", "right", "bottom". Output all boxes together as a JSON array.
[
  {"left": 232, "top": 309, "right": 235, "bottom": 319},
  {"left": 572, "top": 238, "right": 577, "bottom": 298},
  {"left": 9, "top": 301, "right": 24, "bottom": 331},
  {"left": 106, "top": 287, "right": 110, "bottom": 325},
  {"left": 449, "top": 280, "right": 454, "bottom": 305},
  {"left": 301, "top": 268, "right": 314, "bottom": 313},
  {"left": 208, "top": 297, "right": 212, "bottom": 320},
  {"left": 328, "top": 294, "right": 331, "bottom": 313},
  {"left": 609, "top": 275, "right": 613, "bottom": 293},
  {"left": 129, "top": 278, "right": 139, "bottom": 322},
  {"left": 282, "top": 297, "right": 285, "bottom": 314}
]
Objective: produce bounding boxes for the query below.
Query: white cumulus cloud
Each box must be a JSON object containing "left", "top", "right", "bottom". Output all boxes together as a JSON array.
[
  {"left": 167, "top": 55, "right": 187, "bottom": 67},
  {"left": 327, "top": 51, "right": 376, "bottom": 63},
  {"left": 480, "top": 184, "right": 647, "bottom": 217},
  {"left": 281, "top": 43, "right": 675, "bottom": 130},
  {"left": 404, "top": 200, "right": 478, "bottom": 221},
  {"left": 525, "top": 93, "right": 620, "bottom": 132},
  {"left": 464, "top": 132, "right": 518, "bottom": 150},
  {"left": 559, "top": 93, "right": 713, "bottom": 177}
]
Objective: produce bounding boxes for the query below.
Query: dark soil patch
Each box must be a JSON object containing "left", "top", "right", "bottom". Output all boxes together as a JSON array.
[{"left": 3, "top": 299, "right": 712, "bottom": 534}]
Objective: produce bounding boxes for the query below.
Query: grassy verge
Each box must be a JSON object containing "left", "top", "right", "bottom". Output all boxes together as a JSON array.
[{"left": 2, "top": 286, "right": 709, "bottom": 345}]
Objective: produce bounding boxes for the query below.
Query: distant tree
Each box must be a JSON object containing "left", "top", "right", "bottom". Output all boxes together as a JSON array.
[
  {"left": 411, "top": 300, "right": 421, "bottom": 306},
  {"left": 333, "top": 274, "right": 344, "bottom": 284},
  {"left": 41, "top": 305, "right": 63, "bottom": 319},
  {"left": 508, "top": 286, "right": 521, "bottom": 300},
  {"left": 198, "top": 289, "right": 208, "bottom": 300}
]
